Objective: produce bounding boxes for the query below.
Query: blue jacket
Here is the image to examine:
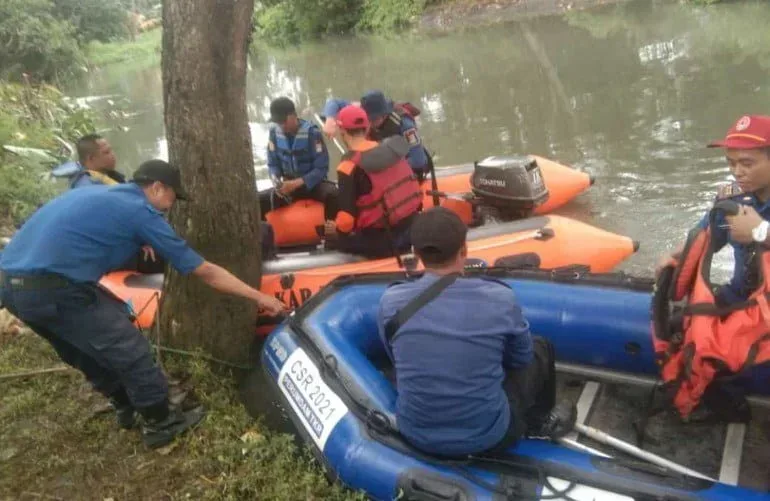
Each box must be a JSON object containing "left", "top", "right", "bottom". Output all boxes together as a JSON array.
[
  {"left": 323, "top": 98, "right": 429, "bottom": 174},
  {"left": 267, "top": 119, "right": 329, "bottom": 190},
  {"left": 1, "top": 184, "right": 203, "bottom": 283},
  {"left": 697, "top": 183, "right": 770, "bottom": 304},
  {"left": 377, "top": 273, "right": 533, "bottom": 456}
]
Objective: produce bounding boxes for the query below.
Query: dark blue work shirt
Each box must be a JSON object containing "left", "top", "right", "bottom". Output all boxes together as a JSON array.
[
  {"left": 377, "top": 273, "right": 533, "bottom": 456},
  {"left": 0, "top": 183, "right": 204, "bottom": 283},
  {"left": 697, "top": 187, "right": 770, "bottom": 304}
]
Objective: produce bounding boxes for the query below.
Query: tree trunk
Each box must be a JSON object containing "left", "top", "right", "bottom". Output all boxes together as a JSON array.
[{"left": 159, "top": 0, "right": 259, "bottom": 365}]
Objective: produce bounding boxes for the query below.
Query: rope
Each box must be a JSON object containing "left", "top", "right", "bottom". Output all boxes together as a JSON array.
[{"left": 132, "top": 291, "right": 253, "bottom": 370}]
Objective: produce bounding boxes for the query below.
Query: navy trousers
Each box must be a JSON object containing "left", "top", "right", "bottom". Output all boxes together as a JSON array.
[{"left": 0, "top": 279, "right": 168, "bottom": 410}]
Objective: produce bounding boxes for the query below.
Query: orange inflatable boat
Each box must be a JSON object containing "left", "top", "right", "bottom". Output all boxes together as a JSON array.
[
  {"left": 100, "top": 214, "right": 636, "bottom": 334},
  {"left": 263, "top": 155, "right": 593, "bottom": 249}
]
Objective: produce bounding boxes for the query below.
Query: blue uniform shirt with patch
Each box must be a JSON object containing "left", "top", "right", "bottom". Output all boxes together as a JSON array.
[
  {"left": 697, "top": 184, "right": 770, "bottom": 304},
  {"left": 377, "top": 273, "right": 533, "bottom": 456},
  {"left": 0, "top": 184, "right": 204, "bottom": 283}
]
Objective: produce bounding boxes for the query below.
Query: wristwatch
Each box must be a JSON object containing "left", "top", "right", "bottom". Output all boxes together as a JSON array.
[{"left": 752, "top": 220, "right": 770, "bottom": 243}]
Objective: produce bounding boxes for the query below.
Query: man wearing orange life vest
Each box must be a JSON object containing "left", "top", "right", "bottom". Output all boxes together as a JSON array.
[
  {"left": 657, "top": 115, "right": 770, "bottom": 305},
  {"left": 324, "top": 105, "right": 422, "bottom": 258},
  {"left": 653, "top": 115, "right": 770, "bottom": 419}
]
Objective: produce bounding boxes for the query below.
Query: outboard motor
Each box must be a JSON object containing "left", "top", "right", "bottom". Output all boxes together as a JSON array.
[{"left": 470, "top": 155, "right": 549, "bottom": 220}]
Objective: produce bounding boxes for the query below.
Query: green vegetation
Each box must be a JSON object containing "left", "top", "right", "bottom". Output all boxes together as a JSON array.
[
  {"left": 0, "top": 0, "right": 85, "bottom": 82},
  {"left": 0, "top": 0, "right": 159, "bottom": 82},
  {"left": 253, "top": 0, "right": 444, "bottom": 47},
  {"left": 0, "top": 328, "right": 365, "bottom": 500},
  {"left": 0, "top": 82, "right": 96, "bottom": 231},
  {"left": 86, "top": 29, "right": 162, "bottom": 67}
]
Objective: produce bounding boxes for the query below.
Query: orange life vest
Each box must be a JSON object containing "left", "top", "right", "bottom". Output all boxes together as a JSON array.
[
  {"left": 349, "top": 151, "right": 422, "bottom": 231},
  {"left": 652, "top": 214, "right": 770, "bottom": 418}
]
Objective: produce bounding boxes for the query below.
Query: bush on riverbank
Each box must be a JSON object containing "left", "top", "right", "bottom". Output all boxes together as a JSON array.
[
  {"left": 0, "top": 82, "right": 95, "bottom": 230},
  {"left": 0, "top": 0, "right": 132, "bottom": 82},
  {"left": 253, "top": 0, "right": 443, "bottom": 46},
  {"left": 86, "top": 28, "right": 161, "bottom": 67}
]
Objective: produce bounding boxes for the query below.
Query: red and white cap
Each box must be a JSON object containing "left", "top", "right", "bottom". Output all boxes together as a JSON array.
[
  {"left": 708, "top": 115, "right": 770, "bottom": 149},
  {"left": 336, "top": 105, "right": 370, "bottom": 131}
]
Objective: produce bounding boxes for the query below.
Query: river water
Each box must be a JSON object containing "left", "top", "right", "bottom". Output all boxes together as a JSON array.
[{"left": 65, "top": 0, "right": 770, "bottom": 276}]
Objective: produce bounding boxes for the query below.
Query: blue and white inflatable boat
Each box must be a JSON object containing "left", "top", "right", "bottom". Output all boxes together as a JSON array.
[{"left": 258, "top": 268, "right": 770, "bottom": 499}]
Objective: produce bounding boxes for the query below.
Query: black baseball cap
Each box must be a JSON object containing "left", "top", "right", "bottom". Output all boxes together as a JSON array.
[
  {"left": 132, "top": 159, "right": 189, "bottom": 200},
  {"left": 411, "top": 207, "right": 468, "bottom": 261},
  {"left": 269, "top": 97, "right": 296, "bottom": 124}
]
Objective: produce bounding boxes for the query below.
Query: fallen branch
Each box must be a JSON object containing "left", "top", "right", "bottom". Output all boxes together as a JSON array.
[{"left": 0, "top": 366, "right": 74, "bottom": 381}]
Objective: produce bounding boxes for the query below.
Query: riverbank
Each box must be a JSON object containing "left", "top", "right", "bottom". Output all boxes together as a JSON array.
[
  {"left": 420, "top": 0, "right": 628, "bottom": 30},
  {"left": 83, "top": 0, "right": 632, "bottom": 69}
]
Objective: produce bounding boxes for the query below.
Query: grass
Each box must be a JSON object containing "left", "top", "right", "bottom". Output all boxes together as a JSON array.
[
  {"left": 0, "top": 319, "right": 366, "bottom": 500},
  {"left": 85, "top": 29, "right": 162, "bottom": 67}
]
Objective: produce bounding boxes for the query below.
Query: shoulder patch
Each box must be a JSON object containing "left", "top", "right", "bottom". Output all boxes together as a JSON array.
[
  {"left": 315, "top": 139, "right": 324, "bottom": 154},
  {"left": 404, "top": 127, "right": 420, "bottom": 147},
  {"left": 268, "top": 140, "right": 275, "bottom": 152},
  {"left": 716, "top": 182, "right": 742, "bottom": 200}
]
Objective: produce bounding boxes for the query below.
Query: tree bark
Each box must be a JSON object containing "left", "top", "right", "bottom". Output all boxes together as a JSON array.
[{"left": 160, "top": 0, "right": 259, "bottom": 364}]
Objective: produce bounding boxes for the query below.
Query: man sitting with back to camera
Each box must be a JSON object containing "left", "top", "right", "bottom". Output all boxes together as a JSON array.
[{"left": 378, "top": 207, "right": 576, "bottom": 457}]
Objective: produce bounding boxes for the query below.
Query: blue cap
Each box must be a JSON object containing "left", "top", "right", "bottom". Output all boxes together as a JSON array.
[{"left": 360, "top": 90, "right": 393, "bottom": 121}]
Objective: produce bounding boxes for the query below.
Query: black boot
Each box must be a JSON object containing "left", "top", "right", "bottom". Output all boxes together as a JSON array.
[
  {"left": 525, "top": 401, "right": 577, "bottom": 440},
  {"left": 108, "top": 388, "right": 137, "bottom": 430},
  {"left": 140, "top": 404, "right": 206, "bottom": 450}
]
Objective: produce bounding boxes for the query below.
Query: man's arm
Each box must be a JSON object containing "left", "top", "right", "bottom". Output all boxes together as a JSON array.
[
  {"left": 377, "top": 298, "right": 397, "bottom": 363},
  {"left": 192, "top": 261, "right": 284, "bottom": 314},
  {"left": 301, "top": 128, "right": 330, "bottom": 191},
  {"left": 136, "top": 209, "right": 287, "bottom": 314},
  {"left": 321, "top": 98, "right": 352, "bottom": 138},
  {"left": 267, "top": 128, "right": 282, "bottom": 182},
  {"left": 401, "top": 116, "right": 428, "bottom": 172},
  {"left": 334, "top": 161, "right": 359, "bottom": 234},
  {"left": 321, "top": 98, "right": 351, "bottom": 120},
  {"left": 502, "top": 301, "right": 534, "bottom": 370},
  {"left": 656, "top": 207, "right": 728, "bottom": 277}
]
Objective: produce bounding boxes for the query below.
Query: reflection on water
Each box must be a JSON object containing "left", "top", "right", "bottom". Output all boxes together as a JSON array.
[{"left": 63, "top": 0, "right": 770, "bottom": 276}]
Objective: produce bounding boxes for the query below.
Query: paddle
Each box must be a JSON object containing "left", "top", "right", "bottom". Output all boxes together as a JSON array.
[{"left": 314, "top": 113, "right": 346, "bottom": 155}]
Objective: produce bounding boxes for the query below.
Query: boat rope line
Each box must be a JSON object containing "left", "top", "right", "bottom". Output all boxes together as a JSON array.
[
  {"left": 130, "top": 290, "right": 252, "bottom": 370},
  {"left": 468, "top": 228, "right": 548, "bottom": 253}
]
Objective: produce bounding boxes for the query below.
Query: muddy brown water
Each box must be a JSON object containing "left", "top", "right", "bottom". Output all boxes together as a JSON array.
[{"left": 65, "top": 0, "right": 770, "bottom": 491}]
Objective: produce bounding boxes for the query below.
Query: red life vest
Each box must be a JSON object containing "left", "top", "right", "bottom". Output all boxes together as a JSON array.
[
  {"left": 652, "top": 215, "right": 770, "bottom": 418},
  {"left": 349, "top": 151, "right": 422, "bottom": 231}
]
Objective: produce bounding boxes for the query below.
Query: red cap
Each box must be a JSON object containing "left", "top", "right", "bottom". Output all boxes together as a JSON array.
[
  {"left": 708, "top": 115, "right": 770, "bottom": 149},
  {"left": 336, "top": 105, "right": 370, "bottom": 131}
]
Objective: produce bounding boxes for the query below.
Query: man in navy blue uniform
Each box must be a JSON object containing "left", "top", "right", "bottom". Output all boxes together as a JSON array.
[
  {"left": 657, "top": 115, "right": 770, "bottom": 305},
  {"left": 259, "top": 97, "right": 338, "bottom": 222},
  {"left": 377, "top": 207, "right": 575, "bottom": 457},
  {"left": 322, "top": 90, "right": 432, "bottom": 182},
  {"left": 0, "top": 160, "right": 287, "bottom": 449}
]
